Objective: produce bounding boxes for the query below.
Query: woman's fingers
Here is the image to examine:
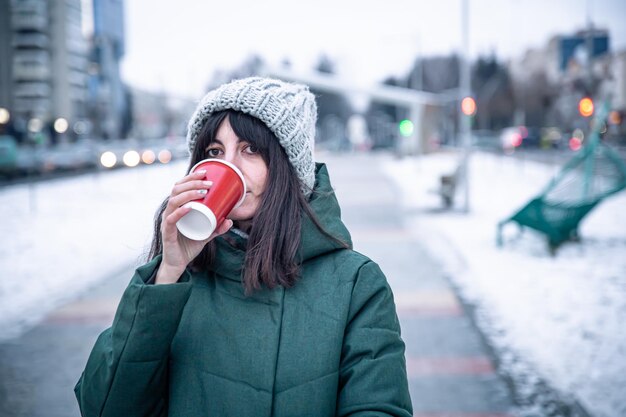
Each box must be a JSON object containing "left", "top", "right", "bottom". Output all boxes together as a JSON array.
[
  {"left": 163, "top": 173, "right": 213, "bottom": 217},
  {"left": 167, "top": 170, "right": 209, "bottom": 200},
  {"left": 161, "top": 170, "right": 233, "bottom": 247},
  {"left": 171, "top": 179, "right": 213, "bottom": 197},
  {"left": 167, "top": 189, "right": 210, "bottom": 211},
  {"left": 213, "top": 219, "right": 233, "bottom": 237},
  {"left": 162, "top": 205, "right": 192, "bottom": 231},
  {"left": 175, "top": 169, "right": 207, "bottom": 185}
]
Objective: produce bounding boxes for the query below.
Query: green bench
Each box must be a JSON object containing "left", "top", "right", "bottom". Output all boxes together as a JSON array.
[{"left": 497, "top": 103, "right": 626, "bottom": 253}]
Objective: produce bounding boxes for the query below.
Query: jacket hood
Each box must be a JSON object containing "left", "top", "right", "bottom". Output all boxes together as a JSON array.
[
  {"left": 298, "top": 163, "right": 352, "bottom": 259},
  {"left": 209, "top": 163, "right": 352, "bottom": 281}
]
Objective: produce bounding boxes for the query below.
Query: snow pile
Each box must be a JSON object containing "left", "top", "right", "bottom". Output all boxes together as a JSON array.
[
  {"left": 382, "top": 151, "right": 626, "bottom": 417},
  {"left": 0, "top": 161, "right": 188, "bottom": 339}
]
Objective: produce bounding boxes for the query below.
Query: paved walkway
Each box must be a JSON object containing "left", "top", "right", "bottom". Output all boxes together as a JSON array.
[
  {"left": 0, "top": 152, "right": 518, "bottom": 417},
  {"left": 0, "top": 263, "right": 129, "bottom": 417},
  {"left": 325, "top": 152, "right": 516, "bottom": 417}
]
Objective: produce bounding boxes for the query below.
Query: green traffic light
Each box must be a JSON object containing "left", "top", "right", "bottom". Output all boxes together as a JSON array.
[{"left": 398, "top": 119, "right": 414, "bottom": 137}]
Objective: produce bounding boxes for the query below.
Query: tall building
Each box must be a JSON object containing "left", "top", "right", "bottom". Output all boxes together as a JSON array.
[
  {"left": 0, "top": 0, "right": 13, "bottom": 120},
  {"left": 50, "top": 0, "right": 89, "bottom": 132},
  {"left": 87, "top": 0, "right": 128, "bottom": 139},
  {"left": 2, "top": 0, "right": 89, "bottom": 143},
  {"left": 10, "top": 0, "right": 52, "bottom": 138}
]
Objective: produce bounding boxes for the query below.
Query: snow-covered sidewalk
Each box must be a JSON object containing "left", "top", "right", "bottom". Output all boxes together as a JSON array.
[
  {"left": 0, "top": 161, "right": 189, "bottom": 340},
  {"left": 382, "top": 150, "right": 626, "bottom": 417}
]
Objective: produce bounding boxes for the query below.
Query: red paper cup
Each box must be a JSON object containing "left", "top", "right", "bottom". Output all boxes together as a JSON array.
[{"left": 176, "top": 159, "right": 246, "bottom": 240}]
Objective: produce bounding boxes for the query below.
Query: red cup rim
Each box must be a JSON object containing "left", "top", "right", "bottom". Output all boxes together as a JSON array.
[{"left": 189, "top": 158, "right": 247, "bottom": 208}]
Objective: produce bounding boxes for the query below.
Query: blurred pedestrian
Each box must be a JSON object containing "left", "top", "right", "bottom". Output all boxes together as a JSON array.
[{"left": 75, "top": 77, "right": 412, "bottom": 416}]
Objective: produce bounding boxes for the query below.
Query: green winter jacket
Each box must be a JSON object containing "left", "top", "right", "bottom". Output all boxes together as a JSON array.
[{"left": 75, "top": 163, "right": 413, "bottom": 417}]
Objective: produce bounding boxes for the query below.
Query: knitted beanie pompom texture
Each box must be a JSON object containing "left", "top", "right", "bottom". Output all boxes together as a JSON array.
[{"left": 186, "top": 77, "right": 318, "bottom": 197}]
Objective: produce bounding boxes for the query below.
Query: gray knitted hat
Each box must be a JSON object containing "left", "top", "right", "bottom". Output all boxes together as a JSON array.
[{"left": 186, "top": 77, "right": 318, "bottom": 197}]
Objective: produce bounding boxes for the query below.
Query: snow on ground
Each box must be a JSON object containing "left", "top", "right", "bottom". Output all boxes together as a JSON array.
[
  {"left": 0, "top": 161, "right": 189, "bottom": 340},
  {"left": 382, "top": 150, "right": 626, "bottom": 417}
]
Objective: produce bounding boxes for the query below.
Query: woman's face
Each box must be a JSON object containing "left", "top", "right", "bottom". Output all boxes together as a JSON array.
[{"left": 204, "top": 117, "right": 268, "bottom": 222}]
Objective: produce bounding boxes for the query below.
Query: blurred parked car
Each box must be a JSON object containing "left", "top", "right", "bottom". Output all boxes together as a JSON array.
[
  {"left": 500, "top": 126, "right": 543, "bottom": 151},
  {"left": 500, "top": 127, "right": 523, "bottom": 151},
  {"left": 519, "top": 127, "right": 541, "bottom": 147},
  {"left": 0, "top": 135, "right": 18, "bottom": 178},
  {"left": 540, "top": 127, "right": 564, "bottom": 149},
  {"left": 40, "top": 141, "right": 98, "bottom": 173},
  {"left": 1, "top": 137, "right": 185, "bottom": 182}
]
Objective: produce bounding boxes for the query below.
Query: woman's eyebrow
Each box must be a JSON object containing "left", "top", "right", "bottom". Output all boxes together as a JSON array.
[
  {"left": 206, "top": 138, "right": 248, "bottom": 148},
  {"left": 210, "top": 139, "right": 224, "bottom": 145}
]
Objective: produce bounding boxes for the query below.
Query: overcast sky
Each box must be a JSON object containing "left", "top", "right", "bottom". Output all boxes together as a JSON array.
[{"left": 119, "top": 0, "right": 626, "bottom": 99}]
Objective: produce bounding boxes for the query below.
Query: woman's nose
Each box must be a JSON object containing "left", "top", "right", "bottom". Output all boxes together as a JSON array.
[{"left": 223, "top": 152, "right": 242, "bottom": 169}]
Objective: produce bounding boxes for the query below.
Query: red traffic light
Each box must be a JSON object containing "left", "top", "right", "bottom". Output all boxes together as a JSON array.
[
  {"left": 579, "top": 97, "right": 594, "bottom": 117},
  {"left": 461, "top": 97, "right": 477, "bottom": 116}
]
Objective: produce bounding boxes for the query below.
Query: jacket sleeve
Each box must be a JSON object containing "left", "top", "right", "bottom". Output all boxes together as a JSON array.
[
  {"left": 74, "top": 255, "right": 193, "bottom": 417},
  {"left": 337, "top": 261, "right": 413, "bottom": 417}
]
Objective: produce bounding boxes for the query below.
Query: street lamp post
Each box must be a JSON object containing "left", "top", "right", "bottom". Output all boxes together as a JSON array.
[{"left": 459, "top": 0, "right": 471, "bottom": 213}]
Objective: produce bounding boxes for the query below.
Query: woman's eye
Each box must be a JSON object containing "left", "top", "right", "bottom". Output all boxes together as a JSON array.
[
  {"left": 207, "top": 148, "right": 221, "bottom": 157},
  {"left": 245, "top": 145, "right": 259, "bottom": 154}
]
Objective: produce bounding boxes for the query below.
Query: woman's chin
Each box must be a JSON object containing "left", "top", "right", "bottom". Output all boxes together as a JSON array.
[{"left": 228, "top": 208, "right": 254, "bottom": 222}]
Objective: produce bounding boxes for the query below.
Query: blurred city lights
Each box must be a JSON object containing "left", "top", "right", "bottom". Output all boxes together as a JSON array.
[
  {"left": 100, "top": 151, "right": 117, "bottom": 168},
  {"left": 158, "top": 149, "right": 172, "bottom": 164},
  {"left": 73, "top": 120, "right": 89, "bottom": 135},
  {"left": 0, "top": 108, "right": 10, "bottom": 124},
  {"left": 578, "top": 97, "right": 594, "bottom": 117},
  {"left": 53, "top": 118, "right": 69, "bottom": 134},
  {"left": 461, "top": 97, "right": 477, "bottom": 116},
  {"left": 398, "top": 119, "right": 414, "bottom": 137},
  {"left": 573, "top": 128, "right": 585, "bottom": 140},
  {"left": 141, "top": 150, "right": 156, "bottom": 164},
  {"left": 569, "top": 137, "right": 583, "bottom": 151},
  {"left": 608, "top": 111, "right": 621, "bottom": 125},
  {"left": 511, "top": 133, "right": 523, "bottom": 147},
  {"left": 519, "top": 126, "right": 528, "bottom": 138},
  {"left": 123, "top": 150, "right": 141, "bottom": 167},
  {"left": 27, "top": 118, "right": 43, "bottom": 132}
]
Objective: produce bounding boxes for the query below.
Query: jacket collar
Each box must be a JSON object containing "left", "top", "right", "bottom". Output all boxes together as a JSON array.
[{"left": 208, "top": 163, "right": 352, "bottom": 282}]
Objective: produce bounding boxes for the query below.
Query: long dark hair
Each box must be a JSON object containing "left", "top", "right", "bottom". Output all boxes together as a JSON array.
[{"left": 148, "top": 110, "right": 347, "bottom": 294}]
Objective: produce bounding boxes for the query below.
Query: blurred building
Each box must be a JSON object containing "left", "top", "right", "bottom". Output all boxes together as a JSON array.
[
  {"left": 613, "top": 51, "right": 626, "bottom": 111},
  {"left": 507, "top": 28, "right": 626, "bottom": 134},
  {"left": 0, "top": 0, "right": 12, "bottom": 121},
  {"left": 86, "top": 0, "right": 129, "bottom": 140},
  {"left": 129, "top": 87, "right": 195, "bottom": 141},
  {"left": 0, "top": 0, "right": 128, "bottom": 144},
  {"left": 0, "top": 0, "right": 90, "bottom": 143}
]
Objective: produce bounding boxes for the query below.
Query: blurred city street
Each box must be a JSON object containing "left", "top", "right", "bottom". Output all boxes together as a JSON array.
[
  {"left": 0, "top": 151, "right": 521, "bottom": 417},
  {"left": 1, "top": 1, "right": 626, "bottom": 417},
  {"left": 2, "top": 149, "right": 624, "bottom": 416}
]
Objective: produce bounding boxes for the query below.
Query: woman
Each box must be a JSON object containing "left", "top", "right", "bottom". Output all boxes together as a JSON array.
[{"left": 75, "top": 77, "right": 413, "bottom": 416}]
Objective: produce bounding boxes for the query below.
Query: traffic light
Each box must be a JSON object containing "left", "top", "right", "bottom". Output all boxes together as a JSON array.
[
  {"left": 461, "top": 97, "right": 477, "bottom": 116},
  {"left": 579, "top": 97, "right": 594, "bottom": 117},
  {"left": 398, "top": 119, "right": 414, "bottom": 137}
]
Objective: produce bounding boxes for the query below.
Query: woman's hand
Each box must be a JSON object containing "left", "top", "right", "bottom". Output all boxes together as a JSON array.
[{"left": 155, "top": 170, "right": 233, "bottom": 284}]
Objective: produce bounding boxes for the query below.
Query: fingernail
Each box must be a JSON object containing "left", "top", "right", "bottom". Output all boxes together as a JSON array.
[
  {"left": 197, "top": 169, "right": 207, "bottom": 174},
  {"left": 198, "top": 189, "right": 207, "bottom": 195},
  {"left": 202, "top": 181, "right": 213, "bottom": 186}
]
